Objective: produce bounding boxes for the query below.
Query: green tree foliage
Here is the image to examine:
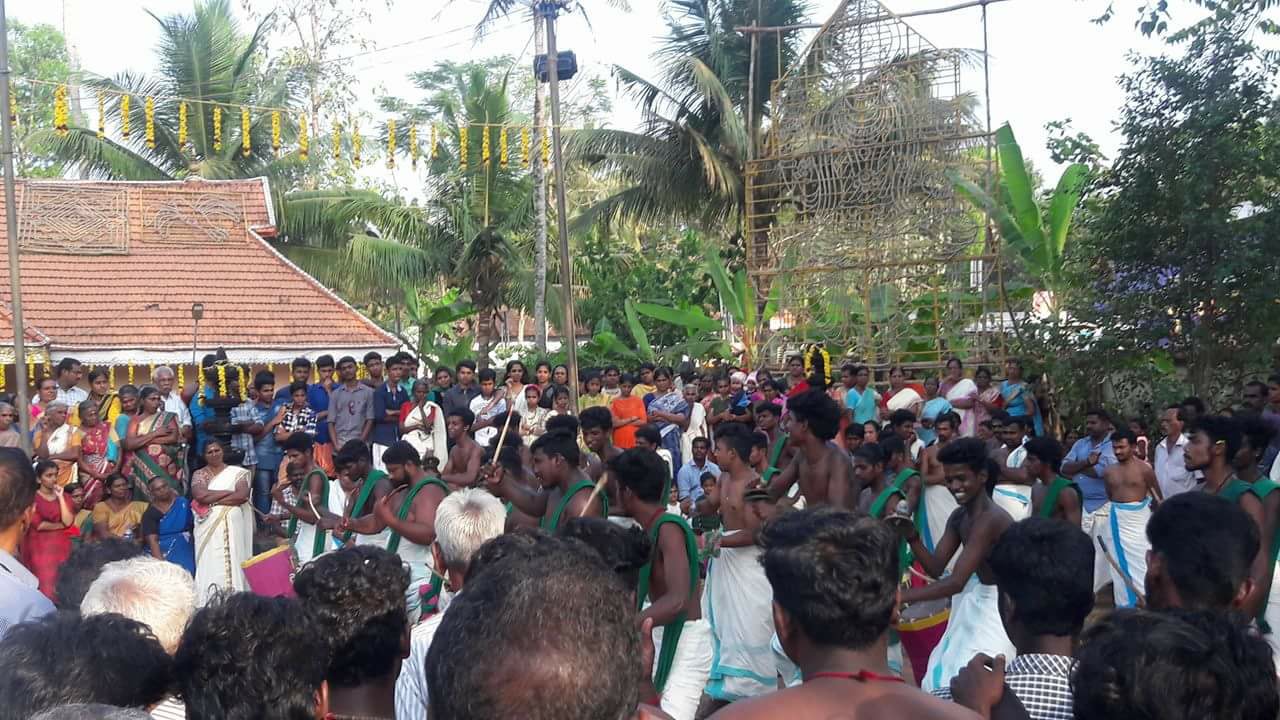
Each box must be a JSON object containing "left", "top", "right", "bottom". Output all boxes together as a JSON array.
[
  {"left": 8, "top": 21, "right": 71, "bottom": 177},
  {"left": 1075, "top": 11, "right": 1280, "bottom": 396}
]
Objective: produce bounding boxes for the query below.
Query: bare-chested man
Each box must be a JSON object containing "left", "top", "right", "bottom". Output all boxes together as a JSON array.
[
  {"left": 440, "top": 408, "right": 483, "bottom": 490},
  {"left": 710, "top": 509, "right": 978, "bottom": 720},
  {"left": 754, "top": 402, "right": 792, "bottom": 485},
  {"left": 581, "top": 406, "right": 623, "bottom": 511},
  {"left": 1090, "top": 427, "right": 1161, "bottom": 609},
  {"left": 767, "top": 390, "right": 856, "bottom": 509},
  {"left": 332, "top": 440, "right": 394, "bottom": 548},
  {"left": 368, "top": 440, "right": 450, "bottom": 621},
  {"left": 488, "top": 430, "right": 605, "bottom": 532},
  {"left": 1024, "top": 436, "right": 1082, "bottom": 526},
  {"left": 614, "top": 448, "right": 710, "bottom": 720},
  {"left": 897, "top": 438, "right": 1015, "bottom": 693},
  {"left": 913, "top": 411, "right": 962, "bottom": 552}
]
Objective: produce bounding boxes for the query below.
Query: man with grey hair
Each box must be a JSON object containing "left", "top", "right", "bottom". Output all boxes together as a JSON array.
[
  {"left": 150, "top": 366, "right": 192, "bottom": 442},
  {"left": 81, "top": 556, "right": 196, "bottom": 720},
  {"left": 0, "top": 402, "right": 20, "bottom": 449},
  {"left": 395, "top": 487, "right": 506, "bottom": 720}
]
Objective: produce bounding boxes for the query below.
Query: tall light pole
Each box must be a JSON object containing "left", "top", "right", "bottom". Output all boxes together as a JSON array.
[
  {"left": 0, "top": 0, "right": 32, "bottom": 452},
  {"left": 536, "top": 0, "right": 580, "bottom": 410}
]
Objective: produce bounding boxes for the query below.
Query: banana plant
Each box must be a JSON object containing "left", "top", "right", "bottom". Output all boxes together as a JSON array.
[
  {"left": 402, "top": 287, "right": 477, "bottom": 369},
  {"left": 947, "top": 123, "right": 1087, "bottom": 315},
  {"left": 703, "top": 247, "right": 784, "bottom": 369}
]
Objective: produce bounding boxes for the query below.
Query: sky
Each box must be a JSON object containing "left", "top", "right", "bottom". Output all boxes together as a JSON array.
[{"left": 7, "top": 0, "right": 1175, "bottom": 182}]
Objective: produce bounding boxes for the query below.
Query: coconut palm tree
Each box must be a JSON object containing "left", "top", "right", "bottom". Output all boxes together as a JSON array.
[{"left": 31, "top": 0, "right": 299, "bottom": 181}]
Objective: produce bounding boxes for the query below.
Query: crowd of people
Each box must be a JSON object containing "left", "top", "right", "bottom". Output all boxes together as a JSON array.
[{"left": 0, "top": 350, "right": 1279, "bottom": 720}]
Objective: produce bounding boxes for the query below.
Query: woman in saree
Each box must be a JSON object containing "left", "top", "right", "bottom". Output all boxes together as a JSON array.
[
  {"left": 142, "top": 475, "right": 195, "bottom": 575},
  {"left": 92, "top": 474, "right": 147, "bottom": 541},
  {"left": 65, "top": 482, "right": 93, "bottom": 548},
  {"left": 22, "top": 461, "right": 75, "bottom": 599},
  {"left": 519, "top": 385, "right": 550, "bottom": 445},
  {"left": 1000, "top": 358, "right": 1040, "bottom": 437},
  {"left": 33, "top": 401, "right": 82, "bottom": 488},
  {"left": 400, "top": 379, "right": 448, "bottom": 462},
  {"left": 918, "top": 376, "right": 953, "bottom": 447},
  {"left": 87, "top": 368, "right": 121, "bottom": 426},
  {"left": 191, "top": 440, "right": 253, "bottom": 605},
  {"left": 30, "top": 377, "right": 58, "bottom": 424},
  {"left": 110, "top": 385, "right": 140, "bottom": 473},
  {"left": 973, "top": 367, "right": 1003, "bottom": 430},
  {"left": 503, "top": 359, "right": 529, "bottom": 416},
  {"left": 643, "top": 367, "right": 690, "bottom": 480},
  {"left": 883, "top": 365, "right": 925, "bottom": 416},
  {"left": 940, "top": 357, "right": 980, "bottom": 437},
  {"left": 125, "top": 386, "right": 185, "bottom": 498},
  {"left": 844, "top": 364, "right": 881, "bottom": 425},
  {"left": 76, "top": 400, "right": 116, "bottom": 509}
]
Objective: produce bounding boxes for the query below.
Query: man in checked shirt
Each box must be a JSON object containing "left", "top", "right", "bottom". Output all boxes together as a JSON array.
[{"left": 933, "top": 517, "right": 1091, "bottom": 720}]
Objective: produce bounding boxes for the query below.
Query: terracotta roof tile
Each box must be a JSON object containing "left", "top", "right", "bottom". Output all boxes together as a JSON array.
[{"left": 0, "top": 178, "right": 397, "bottom": 352}]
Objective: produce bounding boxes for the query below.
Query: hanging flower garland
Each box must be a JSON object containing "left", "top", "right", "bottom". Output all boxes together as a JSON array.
[
  {"left": 459, "top": 126, "right": 468, "bottom": 170},
  {"left": 298, "top": 115, "right": 309, "bottom": 159},
  {"left": 430, "top": 124, "right": 438, "bottom": 160},
  {"left": 144, "top": 97, "right": 156, "bottom": 149},
  {"left": 108, "top": 366, "right": 115, "bottom": 391},
  {"left": 409, "top": 125, "right": 418, "bottom": 169},
  {"left": 499, "top": 126, "right": 509, "bottom": 168},
  {"left": 238, "top": 366, "right": 248, "bottom": 401},
  {"left": 127, "top": 363, "right": 135, "bottom": 385},
  {"left": 521, "top": 126, "right": 531, "bottom": 167},
  {"left": 178, "top": 102, "right": 188, "bottom": 149},
  {"left": 386, "top": 118, "right": 396, "bottom": 169},
  {"left": 9, "top": 84, "right": 17, "bottom": 128},
  {"left": 217, "top": 365, "right": 228, "bottom": 397},
  {"left": 352, "top": 120, "right": 362, "bottom": 167},
  {"left": 240, "top": 106, "right": 251, "bottom": 157},
  {"left": 177, "top": 364, "right": 185, "bottom": 391},
  {"left": 271, "top": 111, "right": 281, "bottom": 156},
  {"left": 213, "top": 106, "right": 222, "bottom": 152},
  {"left": 332, "top": 121, "right": 341, "bottom": 162},
  {"left": 120, "top": 95, "right": 130, "bottom": 138},
  {"left": 96, "top": 91, "right": 105, "bottom": 139},
  {"left": 0, "top": 364, "right": 6, "bottom": 393},
  {"left": 541, "top": 126, "right": 550, "bottom": 168},
  {"left": 27, "top": 361, "right": 34, "bottom": 385},
  {"left": 802, "top": 344, "right": 833, "bottom": 387},
  {"left": 53, "top": 84, "right": 68, "bottom": 135},
  {"left": 481, "top": 125, "right": 491, "bottom": 165}
]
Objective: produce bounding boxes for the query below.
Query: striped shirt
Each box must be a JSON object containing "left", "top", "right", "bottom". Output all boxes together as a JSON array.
[{"left": 933, "top": 653, "right": 1074, "bottom": 720}]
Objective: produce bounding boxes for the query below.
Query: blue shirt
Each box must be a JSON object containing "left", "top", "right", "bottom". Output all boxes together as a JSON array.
[
  {"left": 252, "top": 399, "right": 285, "bottom": 472},
  {"left": 372, "top": 382, "right": 409, "bottom": 447},
  {"left": 1065, "top": 434, "right": 1116, "bottom": 513},
  {"left": 0, "top": 549, "right": 54, "bottom": 639},
  {"left": 275, "top": 383, "right": 333, "bottom": 445},
  {"left": 676, "top": 459, "right": 721, "bottom": 502},
  {"left": 189, "top": 385, "right": 215, "bottom": 455}
]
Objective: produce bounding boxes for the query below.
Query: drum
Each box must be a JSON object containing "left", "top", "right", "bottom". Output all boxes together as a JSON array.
[
  {"left": 241, "top": 544, "right": 297, "bottom": 598},
  {"left": 897, "top": 593, "right": 950, "bottom": 687}
]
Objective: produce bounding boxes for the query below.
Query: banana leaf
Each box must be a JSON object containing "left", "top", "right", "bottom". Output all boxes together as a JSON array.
[
  {"left": 624, "top": 299, "right": 656, "bottom": 362},
  {"left": 633, "top": 302, "right": 724, "bottom": 334}
]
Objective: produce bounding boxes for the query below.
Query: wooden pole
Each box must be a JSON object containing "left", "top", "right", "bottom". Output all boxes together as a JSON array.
[{"left": 0, "top": 0, "right": 31, "bottom": 453}]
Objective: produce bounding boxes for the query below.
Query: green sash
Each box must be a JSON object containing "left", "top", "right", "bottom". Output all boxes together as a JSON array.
[
  {"left": 761, "top": 433, "right": 789, "bottom": 485},
  {"left": 287, "top": 469, "right": 331, "bottom": 558},
  {"left": 1217, "top": 476, "right": 1258, "bottom": 503},
  {"left": 1249, "top": 478, "right": 1280, "bottom": 633},
  {"left": 870, "top": 469, "right": 922, "bottom": 571},
  {"left": 1038, "top": 476, "right": 1081, "bottom": 519},
  {"left": 341, "top": 470, "right": 386, "bottom": 543},
  {"left": 635, "top": 513, "right": 700, "bottom": 694},
  {"left": 541, "top": 479, "right": 607, "bottom": 532},
  {"left": 386, "top": 477, "right": 450, "bottom": 554}
]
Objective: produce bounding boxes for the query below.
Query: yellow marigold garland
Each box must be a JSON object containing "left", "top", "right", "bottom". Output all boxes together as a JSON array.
[
  {"left": 298, "top": 115, "right": 309, "bottom": 159},
  {"left": 108, "top": 366, "right": 115, "bottom": 390},
  {"left": 177, "top": 364, "right": 185, "bottom": 390},
  {"left": 332, "top": 122, "right": 341, "bottom": 161},
  {"left": 520, "top": 126, "right": 531, "bottom": 167},
  {"left": 97, "top": 92, "right": 105, "bottom": 139},
  {"left": 409, "top": 125, "right": 418, "bottom": 169},
  {"left": 127, "top": 363, "right": 135, "bottom": 385},
  {"left": 459, "top": 126, "right": 468, "bottom": 169},
  {"left": 121, "top": 95, "right": 131, "bottom": 138},
  {"left": 144, "top": 97, "right": 156, "bottom": 149},
  {"left": 217, "top": 365, "right": 228, "bottom": 396},
  {"left": 27, "top": 361, "right": 33, "bottom": 385},
  {"left": 429, "top": 124, "right": 438, "bottom": 159},
  {"left": 0, "top": 364, "right": 6, "bottom": 392},
  {"left": 238, "top": 366, "right": 248, "bottom": 401},
  {"left": 178, "top": 102, "right": 188, "bottom": 149},
  {"left": 240, "top": 106, "right": 251, "bottom": 157},
  {"left": 271, "top": 111, "right": 281, "bottom": 156},
  {"left": 499, "top": 126, "right": 509, "bottom": 168},
  {"left": 481, "top": 125, "right": 491, "bottom": 165},
  {"left": 386, "top": 118, "right": 396, "bottom": 169},
  {"left": 352, "top": 120, "right": 362, "bottom": 167},
  {"left": 213, "top": 106, "right": 222, "bottom": 152},
  {"left": 53, "top": 84, "right": 68, "bottom": 135}
]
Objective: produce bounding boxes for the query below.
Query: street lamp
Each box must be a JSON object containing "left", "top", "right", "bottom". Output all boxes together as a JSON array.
[{"left": 191, "top": 303, "right": 204, "bottom": 368}]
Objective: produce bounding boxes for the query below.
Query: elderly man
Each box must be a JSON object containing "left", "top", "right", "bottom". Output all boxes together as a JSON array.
[
  {"left": 151, "top": 366, "right": 192, "bottom": 443},
  {"left": 395, "top": 488, "right": 506, "bottom": 720},
  {"left": 0, "top": 403, "right": 20, "bottom": 449},
  {"left": 81, "top": 556, "right": 196, "bottom": 720}
]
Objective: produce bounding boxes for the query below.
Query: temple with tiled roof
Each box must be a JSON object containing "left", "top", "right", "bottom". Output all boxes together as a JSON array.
[{"left": 0, "top": 177, "right": 398, "bottom": 388}]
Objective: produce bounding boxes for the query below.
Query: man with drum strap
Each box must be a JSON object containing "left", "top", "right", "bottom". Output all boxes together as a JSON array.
[
  {"left": 273, "top": 432, "right": 343, "bottom": 565},
  {"left": 334, "top": 440, "right": 395, "bottom": 550},
  {"left": 372, "top": 440, "right": 450, "bottom": 624}
]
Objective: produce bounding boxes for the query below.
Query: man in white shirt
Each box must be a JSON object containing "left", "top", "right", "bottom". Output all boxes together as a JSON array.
[
  {"left": 0, "top": 448, "right": 54, "bottom": 638},
  {"left": 152, "top": 366, "right": 193, "bottom": 441},
  {"left": 1154, "top": 405, "right": 1197, "bottom": 497},
  {"left": 395, "top": 488, "right": 506, "bottom": 720},
  {"left": 53, "top": 358, "right": 88, "bottom": 412}
]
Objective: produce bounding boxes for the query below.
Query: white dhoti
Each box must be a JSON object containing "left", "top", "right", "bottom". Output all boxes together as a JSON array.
[
  {"left": 921, "top": 485, "right": 960, "bottom": 573},
  {"left": 1081, "top": 505, "right": 1111, "bottom": 594},
  {"left": 354, "top": 527, "right": 393, "bottom": 550},
  {"left": 1264, "top": 558, "right": 1280, "bottom": 675},
  {"left": 652, "top": 618, "right": 712, "bottom": 720},
  {"left": 770, "top": 633, "right": 802, "bottom": 687},
  {"left": 992, "top": 483, "right": 1033, "bottom": 521},
  {"left": 396, "top": 538, "right": 438, "bottom": 625},
  {"left": 1091, "top": 498, "right": 1151, "bottom": 608},
  {"left": 921, "top": 574, "right": 1016, "bottom": 693},
  {"left": 703, "top": 536, "right": 777, "bottom": 701},
  {"left": 294, "top": 479, "right": 347, "bottom": 566}
]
